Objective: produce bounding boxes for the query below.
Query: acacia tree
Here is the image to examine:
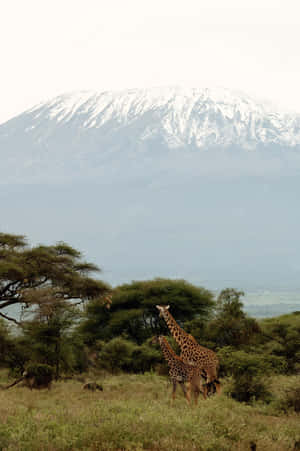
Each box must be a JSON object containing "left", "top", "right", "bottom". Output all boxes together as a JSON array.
[
  {"left": 216, "top": 288, "right": 245, "bottom": 317},
  {"left": 205, "top": 288, "right": 260, "bottom": 348},
  {"left": 80, "top": 278, "right": 215, "bottom": 345},
  {"left": 0, "top": 232, "right": 111, "bottom": 325},
  {"left": 21, "top": 289, "right": 81, "bottom": 378}
]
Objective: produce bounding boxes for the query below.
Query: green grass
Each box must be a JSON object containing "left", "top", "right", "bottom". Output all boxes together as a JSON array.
[{"left": 0, "top": 371, "right": 299, "bottom": 450}]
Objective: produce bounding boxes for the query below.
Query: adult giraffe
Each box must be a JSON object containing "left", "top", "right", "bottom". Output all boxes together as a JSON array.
[{"left": 156, "top": 304, "right": 221, "bottom": 394}]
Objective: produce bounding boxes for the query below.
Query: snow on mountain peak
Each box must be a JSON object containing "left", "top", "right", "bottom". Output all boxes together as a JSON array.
[
  {"left": 21, "top": 86, "right": 300, "bottom": 150},
  {"left": 1, "top": 86, "right": 300, "bottom": 183},
  {"left": 1, "top": 86, "right": 300, "bottom": 159}
]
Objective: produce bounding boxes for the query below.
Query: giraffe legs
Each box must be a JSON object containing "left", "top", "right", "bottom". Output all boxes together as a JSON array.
[
  {"left": 191, "top": 379, "right": 208, "bottom": 405},
  {"left": 171, "top": 380, "right": 177, "bottom": 404},
  {"left": 171, "top": 380, "right": 210, "bottom": 406},
  {"left": 214, "top": 379, "right": 222, "bottom": 395},
  {"left": 170, "top": 380, "right": 190, "bottom": 405},
  {"left": 184, "top": 381, "right": 191, "bottom": 405},
  {"left": 201, "top": 383, "right": 208, "bottom": 400},
  {"left": 205, "top": 368, "right": 222, "bottom": 396},
  {"left": 172, "top": 381, "right": 191, "bottom": 405},
  {"left": 205, "top": 380, "right": 221, "bottom": 396}
]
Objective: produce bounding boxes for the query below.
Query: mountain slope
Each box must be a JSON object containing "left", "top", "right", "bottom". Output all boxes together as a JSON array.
[
  {"left": 1, "top": 87, "right": 300, "bottom": 291},
  {"left": 1, "top": 87, "right": 300, "bottom": 183}
]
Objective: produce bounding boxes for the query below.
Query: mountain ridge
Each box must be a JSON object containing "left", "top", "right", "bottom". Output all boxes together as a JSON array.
[
  {"left": 1, "top": 87, "right": 300, "bottom": 290},
  {"left": 1, "top": 86, "right": 300, "bottom": 183},
  {"left": 4, "top": 86, "right": 300, "bottom": 147}
]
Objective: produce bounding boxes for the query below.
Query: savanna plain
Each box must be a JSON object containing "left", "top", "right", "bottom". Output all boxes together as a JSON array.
[{"left": 0, "top": 371, "right": 299, "bottom": 451}]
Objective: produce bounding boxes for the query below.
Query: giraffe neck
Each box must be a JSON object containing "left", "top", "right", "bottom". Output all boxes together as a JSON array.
[
  {"left": 163, "top": 311, "right": 188, "bottom": 347},
  {"left": 159, "top": 337, "right": 177, "bottom": 364}
]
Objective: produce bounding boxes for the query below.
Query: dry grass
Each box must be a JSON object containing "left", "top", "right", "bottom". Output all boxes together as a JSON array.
[{"left": 0, "top": 371, "right": 299, "bottom": 450}]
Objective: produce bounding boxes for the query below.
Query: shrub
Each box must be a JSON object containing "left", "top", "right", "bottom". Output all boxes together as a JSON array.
[
  {"left": 24, "top": 363, "right": 54, "bottom": 387},
  {"left": 96, "top": 337, "right": 163, "bottom": 373},
  {"left": 131, "top": 342, "right": 162, "bottom": 373},
  {"left": 97, "top": 337, "right": 138, "bottom": 373},
  {"left": 281, "top": 385, "right": 300, "bottom": 413},
  {"left": 259, "top": 313, "right": 300, "bottom": 374},
  {"left": 218, "top": 348, "right": 272, "bottom": 403},
  {"left": 226, "top": 374, "right": 272, "bottom": 404},
  {"left": 273, "top": 378, "right": 300, "bottom": 413}
]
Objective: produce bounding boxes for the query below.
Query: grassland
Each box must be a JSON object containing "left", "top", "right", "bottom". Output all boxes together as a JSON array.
[{"left": 0, "top": 371, "right": 299, "bottom": 451}]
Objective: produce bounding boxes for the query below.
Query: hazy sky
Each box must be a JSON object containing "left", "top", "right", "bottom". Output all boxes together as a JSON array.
[{"left": 1, "top": 0, "right": 300, "bottom": 124}]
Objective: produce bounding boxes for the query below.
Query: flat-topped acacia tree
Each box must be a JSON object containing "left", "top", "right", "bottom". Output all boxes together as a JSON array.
[
  {"left": 81, "top": 278, "right": 215, "bottom": 345},
  {"left": 0, "top": 232, "right": 110, "bottom": 325}
]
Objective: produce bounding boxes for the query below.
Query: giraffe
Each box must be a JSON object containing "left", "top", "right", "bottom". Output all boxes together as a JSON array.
[
  {"left": 154, "top": 335, "right": 208, "bottom": 405},
  {"left": 156, "top": 305, "right": 221, "bottom": 394}
]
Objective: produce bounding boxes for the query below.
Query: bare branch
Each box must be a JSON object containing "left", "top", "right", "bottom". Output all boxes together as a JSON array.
[
  {"left": 0, "top": 299, "right": 22, "bottom": 310},
  {"left": 0, "top": 311, "right": 22, "bottom": 326},
  {"left": 0, "top": 280, "right": 22, "bottom": 297}
]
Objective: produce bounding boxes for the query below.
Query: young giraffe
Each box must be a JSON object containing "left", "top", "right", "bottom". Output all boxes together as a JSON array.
[
  {"left": 156, "top": 305, "right": 221, "bottom": 394},
  {"left": 155, "top": 336, "right": 208, "bottom": 405}
]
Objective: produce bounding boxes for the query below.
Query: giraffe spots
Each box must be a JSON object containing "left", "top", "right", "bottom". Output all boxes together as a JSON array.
[{"left": 158, "top": 306, "right": 220, "bottom": 392}]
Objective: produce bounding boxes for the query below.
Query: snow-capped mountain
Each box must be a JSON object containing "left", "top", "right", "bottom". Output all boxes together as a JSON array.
[
  {"left": 1, "top": 86, "right": 300, "bottom": 183},
  {"left": 11, "top": 86, "right": 300, "bottom": 147},
  {"left": 2, "top": 87, "right": 300, "bottom": 291}
]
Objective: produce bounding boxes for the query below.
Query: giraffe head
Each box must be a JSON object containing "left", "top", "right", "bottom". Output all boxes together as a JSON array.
[{"left": 156, "top": 304, "right": 170, "bottom": 319}]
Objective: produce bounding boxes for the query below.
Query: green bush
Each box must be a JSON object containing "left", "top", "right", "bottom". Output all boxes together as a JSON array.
[
  {"left": 97, "top": 337, "right": 138, "bottom": 373},
  {"left": 218, "top": 348, "right": 272, "bottom": 403},
  {"left": 280, "top": 386, "right": 300, "bottom": 413},
  {"left": 259, "top": 313, "right": 300, "bottom": 374},
  {"left": 97, "top": 337, "right": 163, "bottom": 373},
  {"left": 25, "top": 363, "right": 54, "bottom": 383},
  {"left": 226, "top": 374, "right": 272, "bottom": 404},
  {"left": 273, "top": 378, "right": 300, "bottom": 413},
  {"left": 131, "top": 341, "right": 162, "bottom": 373}
]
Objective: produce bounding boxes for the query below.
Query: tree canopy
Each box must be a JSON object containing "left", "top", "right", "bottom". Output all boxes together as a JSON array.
[
  {"left": 205, "top": 288, "right": 261, "bottom": 348},
  {"left": 259, "top": 312, "right": 300, "bottom": 373},
  {"left": 0, "top": 232, "right": 110, "bottom": 324},
  {"left": 80, "top": 278, "right": 215, "bottom": 345}
]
